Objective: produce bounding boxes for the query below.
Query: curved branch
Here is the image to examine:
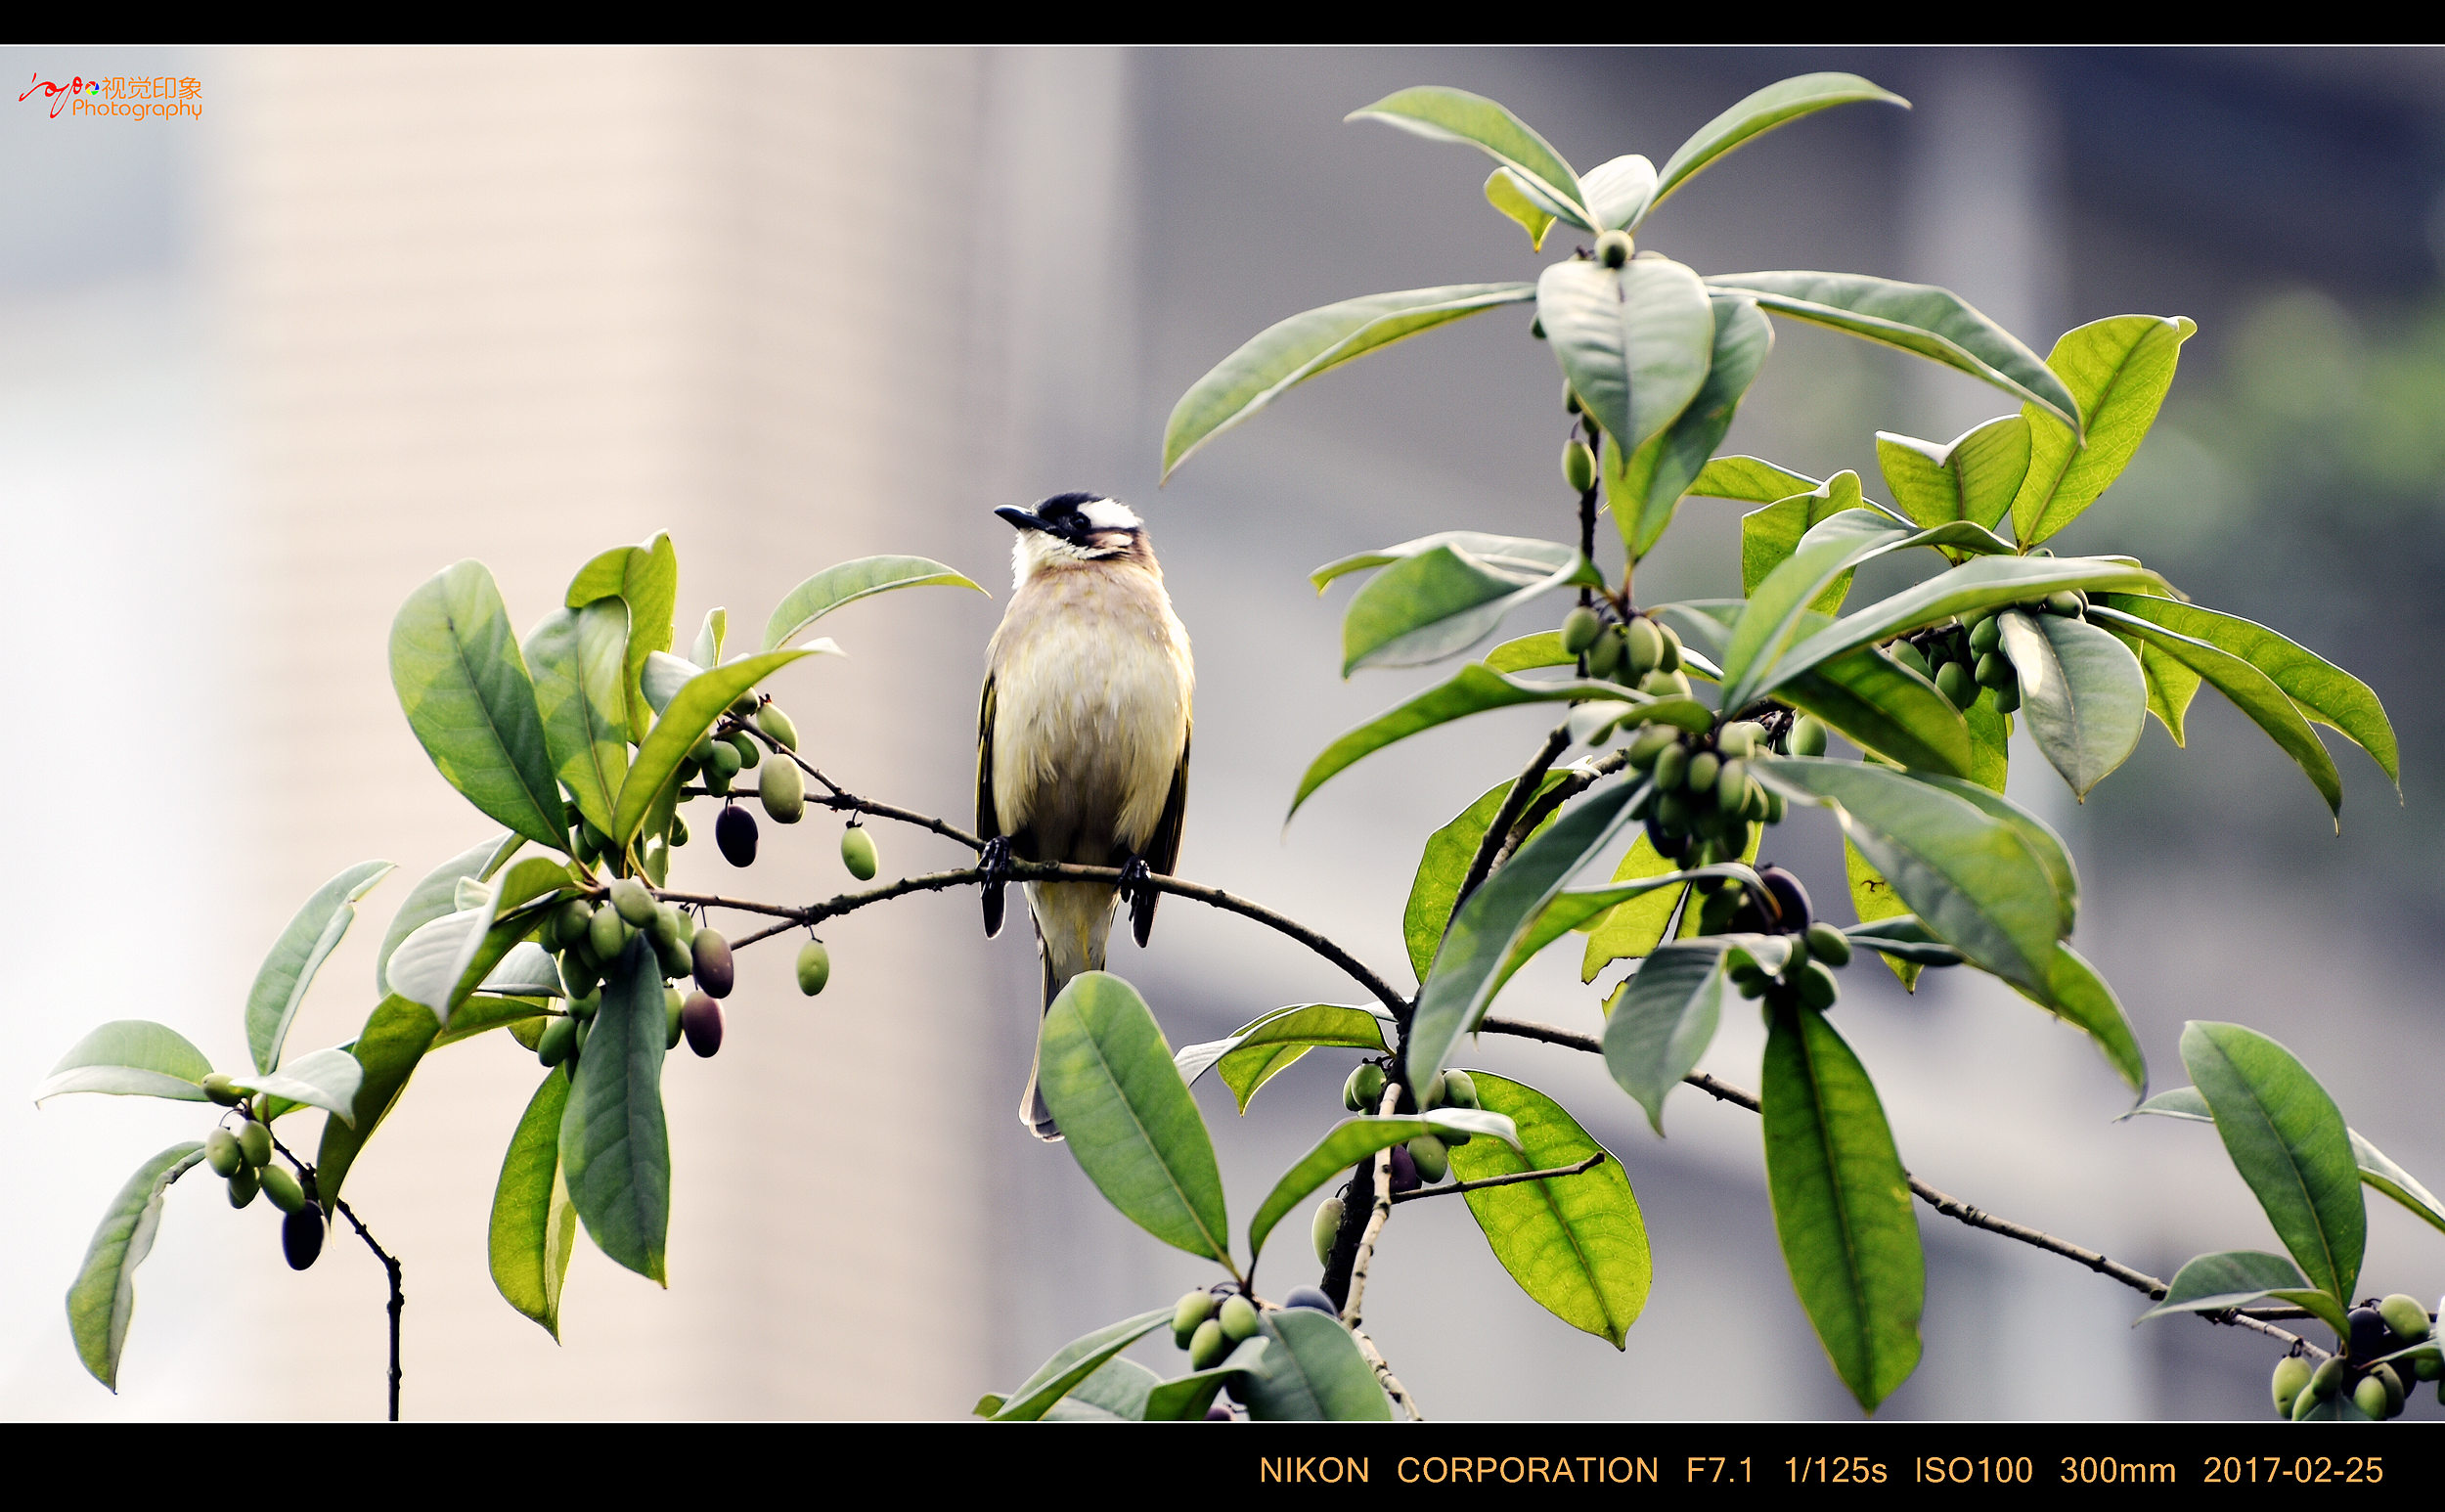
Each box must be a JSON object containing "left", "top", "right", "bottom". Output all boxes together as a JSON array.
[{"left": 1453, "top": 723, "right": 1572, "bottom": 917}]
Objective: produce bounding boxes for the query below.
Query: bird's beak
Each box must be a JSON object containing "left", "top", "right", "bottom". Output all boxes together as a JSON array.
[{"left": 995, "top": 505, "right": 1046, "bottom": 533}]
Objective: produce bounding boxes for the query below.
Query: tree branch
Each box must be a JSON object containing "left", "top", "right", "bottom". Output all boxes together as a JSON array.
[
  {"left": 1493, "top": 750, "right": 1631, "bottom": 871},
  {"left": 1452, "top": 724, "right": 1573, "bottom": 919},
  {"left": 1391, "top": 1150, "right": 1606, "bottom": 1203},
  {"left": 333, "top": 1198, "right": 406, "bottom": 1420},
  {"left": 1351, "top": 1325, "right": 1424, "bottom": 1420},
  {"left": 1342, "top": 1081, "right": 1404, "bottom": 1334}
]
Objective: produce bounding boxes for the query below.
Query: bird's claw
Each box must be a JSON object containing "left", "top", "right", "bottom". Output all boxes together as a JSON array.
[
  {"left": 1121, "top": 855, "right": 1157, "bottom": 947},
  {"left": 981, "top": 836, "right": 1010, "bottom": 938}
]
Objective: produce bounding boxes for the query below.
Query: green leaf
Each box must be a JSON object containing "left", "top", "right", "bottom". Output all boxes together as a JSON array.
[
  {"left": 377, "top": 833, "right": 518, "bottom": 996},
  {"left": 1965, "top": 689, "right": 2011, "bottom": 792},
  {"left": 1038, "top": 972, "right": 1232, "bottom": 1267},
  {"left": 246, "top": 860, "right": 393, "bottom": 1075},
  {"left": 1754, "top": 759, "right": 2063, "bottom": 994},
  {"left": 1448, "top": 1072, "right": 1649, "bottom": 1348},
  {"left": 34, "top": 1021, "right": 213, "bottom": 1105},
  {"left": 1602, "top": 941, "right": 1733, "bottom": 1133},
  {"left": 1874, "top": 415, "right": 2031, "bottom": 537},
  {"left": 1778, "top": 646, "right": 1973, "bottom": 778},
  {"left": 389, "top": 560, "right": 565, "bottom": 850},
  {"left": 1339, "top": 542, "right": 1599, "bottom": 675},
  {"left": 2351, "top": 1130, "right": 2445, "bottom": 1237},
  {"left": 1174, "top": 1004, "right": 1393, "bottom": 1115},
  {"left": 614, "top": 648, "right": 816, "bottom": 845},
  {"left": 2015, "top": 943, "right": 2145, "bottom": 1097},
  {"left": 383, "top": 856, "right": 572, "bottom": 1022},
  {"left": 1483, "top": 631, "right": 1570, "bottom": 673},
  {"left": 1483, "top": 167, "right": 1557, "bottom": 249},
  {"left": 1578, "top": 829, "right": 1688, "bottom": 982},
  {"left": 1289, "top": 663, "right": 1635, "bottom": 819},
  {"left": 2012, "top": 316, "right": 2194, "bottom": 546},
  {"left": 2131, "top": 1086, "right": 2212, "bottom": 1122},
  {"left": 1580, "top": 154, "right": 1657, "bottom": 230},
  {"left": 1642, "top": 73, "right": 1908, "bottom": 223},
  {"left": 1738, "top": 471, "right": 1870, "bottom": 603},
  {"left": 2136, "top": 638, "right": 2204, "bottom": 745},
  {"left": 1843, "top": 915, "right": 1965, "bottom": 966},
  {"left": 489, "top": 1066, "right": 575, "bottom": 1339},
  {"left": 1761, "top": 1005, "right": 1924, "bottom": 1413},
  {"left": 1759, "top": 555, "right": 2168, "bottom": 702},
  {"left": 1995, "top": 609, "right": 2146, "bottom": 800},
  {"left": 429, "top": 994, "right": 553, "bottom": 1053},
  {"left": 1500, "top": 864, "right": 1754, "bottom": 1000},
  {"left": 1845, "top": 842, "right": 1922, "bottom": 991},
  {"left": 761, "top": 555, "right": 985, "bottom": 653},
  {"left": 1347, "top": 86, "right": 1588, "bottom": 224},
  {"left": 1721, "top": 508, "right": 1917, "bottom": 702},
  {"left": 313, "top": 995, "right": 440, "bottom": 1208},
  {"left": 1163, "top": 283, "right": 1534, "bottom": 478},
  {"left": 559, "top": 939, "right": 671, "bottom": 1284},
  {"left": 1043, "top": 1357, "right": 1163, "bottom": 1421},
  {"left": 2088, "top": 604, "right": 2343, "bottom": 823},
  {"left": 1248, "top": 1108, "right": 1518, "bottom": 1267},
  {"left": 988, "top": 1307, "right": 1175, "bottom": 1422},
  {"left": 478, "top": 942, "right": 565, "bottom": 999},
  {"left": 224, "top": 1046, "right": 365, "bottom": 1124},
  {"left": 1240, "top": 1308, "right": 1395, "bottom": 1421},
  {"left": 1695, "top": 455, "right": 1821, "bottom": 504},
  {"left": 1406, "top": 780, "right": 1645, "bottom": 1087},
  {"left": 1311, "top": 530, "right": 1585, "bottom": 591},
  {"left": 2137, "top": 1250, "right": 2350, "bottom": 1338},
  {"left": 2098, "top": 595, "right": 2396, "bottom": 787},
  {"left": 1403, "top": 774, "right": 1569, "bottom": 983},
  {"left": 690, "top": 607, "right": 726, "bottom": 669},
  {"left": 1611, "top": 294, "right": 1775, "bottom": 560},
  {"left": 1708, "top": 270, "right": 2078, "bottom": 435},
  {"left": 2183, "top": 1021, "right": 2364, "bottom": 1307},
  {"left": 524, "top": 599, "right": 631, "bottom": 841},
  {"left": 67, "top": 1142, "right": 206, "bottom": 1391},
  {"left": 566, "top": 533, "right": 679, "bottom": 743},
  {"left": 1538, "top": 255, "right": 1715, "bottom": 455},
  {"left": 1143, "top": 1339, "right": 1269, "bottom": 1421}
]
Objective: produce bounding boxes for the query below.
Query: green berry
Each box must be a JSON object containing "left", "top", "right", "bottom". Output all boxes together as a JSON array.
[
  {"left": 237, "top": 1120, "right": 271, "bottom": 1169},
  {"left": 1596, "top": 230, "right": 1632, "bottom": 268},
  {"left": 1312, "top": 1197, "right": 1345, "bottom": 1266},
  {"left": 1935, "top": 662, "right": 1973, "bottom": 709},
  {"left": 1796, "top": 960, "right": 1840, "bottom": 1011},
  {"left": 2271, "top": 1355, "right": 2313, "bottom": 1415},
  {"left": 1992, "top": 680, "right": 2022, "bottom": 715},
  {"left": 1714, "top": 757, "right": 1747, "bottom": 811},
  {"left": 1717, "top": 722, "right": 1762, "bottom": 760},
  {"left": 1638, "top": 669, "right": 1690, "bottom": 698},
  {"left": 669, "top": 813, "right": 690, "bottom": 847},
  {"left": 205, "top": 1128, "right": 244, "bottom": 1178},
  {"left": 1189, "top": 1317, "right": 1229, "bottom": 1371},
  {"left": 1655, "top": 621, "right": 1683, "bottom": 674},
  {"left": 2309, "top": 1356, "right": 2345, "bottom": 1401},
  {"left": 1174, "top": 1289, "right": 1217, "bottom": 1346},
  {"left": 1584, "top": 626, "right": 1624, "bottom": 680},
  {"left": 1789, "top": 716, "right": 1828, "bottom": 758},
  {"left": 569, "top": 991, "right": 600, "bottom": 1022},
  {"left": 760, "top": 754, "right": 806, "bottom": 823},
  {"left": 796, "top": 939, "right": 831, "bottom": 996},
  {"left": 756, "top": 703, "right": 800, "bottom": 751},
  {"left": 201, "top": 1072, "right": 243, "bottom": 1107},
  {"left": 729, "top": 690, "right": 760, "bottom": 719},
  {"left": 2354, "top": 1374, "right": 2391, "bottom": 1418},
  {"left": 2044, "top": 591, "right": 2084, "bottom": 617},
  {"left": 538, "top": 1015, "right": 577, "bottom": 1067},
  {"left": 1625, "top": 724, "right": 1678, "bottom": 770},
  {"left": 707, "top": 740, "right": 742, "bottom": 780},
  {"left": 589, "top": 906, "right": 633, "bottom": 962},
  {"left": 2372, "top": 1362, "right": 2406, "bottom": 1415},
  {"left": 261, "top": 1165, "right": 306, "bottom": 1216},
  {"left": 1407, "top": 1134, "right": 1449, "bottom": 1184},
  {"left": 1974, "top": 651, "right": 2013, "bottom": 689},
  {"left": 1345, "top": 1063, "right": 1385, "bottom": 1112},
  {"left": 1562, "top": 439, "right": 1597, "bottom": 494},
  {"left": 1441, "top": 1070, "right": 1478, "bottom": 1109},
  {"left": 1625, "top": 617, "right": 1665, "bottom": 679},
  {"left": 1653, "top": 742, "right": 1689, "bottom": 792},
  {"left": 1890, "top": 642, "right": 1932, "bottom": 679},
  {"left": 840, "top": 825, "right": 879, "bottom": 880},
  {"left": 227, "top": 1164, "right": 260, "bottom": 1209},
  {"left": 1560, "top": 606, "right": 1602, "bottom": 655},
  {"left": 1685, "top": 750, "right": 1720, "bottom": 795},
  {"left": 2378, "top": 1294, "right": 2430, "bottom": 1343},
  {"left": 1804, "top": 922, "right": 1851, "bottom": 967},
  {"left": 1656, "top": 789, "right": 1693, "bottom": 835},
  {"left": 727, "top": 732, "right": 761, "bottom": 771},
  {"left": 608, "top": 877, "right": 655, "bottom": 926},
  {"left": 1969, "top": 617, "right": 2002, "bottom": 655},
  {"left": 1219, "top": 1295, "right": 1260, "bottom": 1343}
]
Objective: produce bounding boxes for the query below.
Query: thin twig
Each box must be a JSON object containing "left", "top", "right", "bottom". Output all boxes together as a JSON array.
[
  {"left": 1452, "top": 724, "right": 1573, "bottom": 919},
  {"left": 333, "top": 1198, "right": 405, "bottom": 1420},
  {"left": 1391, "top": 1150, "right": 1606, "bottom": 1203},
  {"left": 729, "top": 724, "right": 989, "bottom": 851},
  {"left": 1342, "top": 1082, "right": 1404, "bottom": 1332},
  {"left": 1351, "top": 1326, "right": 1425, "bottom": 1420},
  {"left": 1492, "top": 750, "right": 1632, "bottom": 870}
]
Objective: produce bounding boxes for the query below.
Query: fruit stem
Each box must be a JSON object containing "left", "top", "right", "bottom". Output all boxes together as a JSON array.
[{"left": 1388, "top": 1149, "right": 1606, "bottom": 1204}]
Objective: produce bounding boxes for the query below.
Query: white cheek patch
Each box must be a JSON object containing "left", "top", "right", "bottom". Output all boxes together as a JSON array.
[{"left": 1078, "top": 498, "right": 1141, "bottom": 532}]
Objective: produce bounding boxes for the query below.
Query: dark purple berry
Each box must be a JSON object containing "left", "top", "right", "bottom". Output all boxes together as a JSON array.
[
  {"left": 715, "top": 804, "right": 758, "bottom": 867},
  {"left": 1282, "top": 1286, "right": 1337, "bottom": 1315},
  {"left": 1388, "top": 1143, "right": 1420, "bottom": 1195},
  {"left": 2348, "top": 1306, "right": 2391, "bottom": 1362},
  {"left": 691, "top": 929, "right": 734, "bottom": 999},
  {"left": 682, "top": 992, "right": 724, "bottom": 1057},
  {"left": 283, "top": 1204, "right": 325, "bottom": 1271},
  {"left": 1205, "top": 1403, "right": 1235, "bottom": 1421},
  {"left": 1756, "top": 865, "right": 1813, "bottom": 934}
]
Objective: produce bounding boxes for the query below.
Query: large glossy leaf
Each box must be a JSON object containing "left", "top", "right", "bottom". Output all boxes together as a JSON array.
[
  {"left": 1402, "top": 773, "right": 1569, "bottom": 983},
  {"left": 1754, "top": 759, "right": 2061, "bottom": 994},
  {"left": 1762, "top": 1006, "right": 1923, "bottom": 1412},
  {"left": 1038, "top": 972, "right": 1231, "bottom": 1267},
  {"left": 428, "top": 994, "right": 553, "bottom": 1053},
  {"left": 559, "top": 940, "right": 671, "bottom": 1284},
  {"left": 1738, "top": 471, "right": 1875, "bottom": 605},
  {"left": 1641, "top": 72, "right": 1909, "bottom": 223},
  {"left": 1720, "top": 509, "right": 1917, "bottom": 702},
  {"left": 1312, "top": 530, "right": 1584, "bottom": 591},
  {"left": 1603, "top": 941, "right": 1734, "bottom": 1134},
  {"left": 1339, "top": 542, "right": 1598, "bottom": 674},
  {"left": 1611, "top": 294, "right": 1775, "bottom": 560},
  {"left": 225, "top": 1046, "right": 365, "bottom": 1124},
  {"left": 1695, "top": 454, "right": 1821, "bottom": 505},
  {"left": 1041, "top": 1356, "right": 1161, "bottom": 1421},
  {"left": 389, "top": 560, "right": 565, "bottom": 850},
  {"left": 1289, "top": 663, "right": 1633, "bottom": 819},
  {"left": 2135, "top": 637, "right": 2204, "bottom": 744},
  {"left": 613, "top": 647, "right": 816, "bottom": 844},
  {"left": 1499, "top": 864, "right": 1753, "bottom": 1000},
  {"left": 567, "top": 533, "right": 678, "bottom": 743},
  {"left": 1448, "top": 1072, "right": 1648, "bottom": 1347},
  {"left": 1844, "top": 839, "right": 1922, "bottom": 991},
  {"left": 525, "top": 599, "right": 630, "bottom": 841},
  {"left": 1759, "top": 555, "right": 2167, "bottom": 701},
  {"left": 478, "top": 942, "right": 565, "bottom": 999},
  {"left": 1779, "top": 646, "right": 1973, "bottom": 778},
  {"left": 1874, "top": 415, "right": 2030, "bottom": 537},
  {"left": 1711, "top": 270, "right": 2077, "bottom": 433},
  {"left": 35, "top": 1021, "right": 213, "bottom": 1104},
  {"left": 377, "top": 833, "right": 517, "bottom": 996},
  {"left": 245, "top": 860, "right": 393, "bottom": 1075},
  {"left": 1484, "top": 167, "right": 1558, "bottom": 249},
  {"left": 490, "top": 1067, "right": 574, "bottom": 1339},
  {"left": 761, "top": 555, "right": 985, "bottom": 653},
  {"left": 383, "top": 856, "right": 571, "bottom": 1022},
  {"left": 2013, "top": 316, "right": 2194, "bottom": 546},
  {"left": 1173, "top": 1003, "right": 1393, "bottom": 1115},
  {"left": 2088, "top": 605, "right": 2342, "bottom": 823},
  {"left": 2351, "top": 1130, "right": 2445, "bottom": 1237},
  {"left": 1580, "top": 153, "right": 1657, "bottom": 230},
  {"left": 1142, "top": 1338, "right": 1269, "bottom": 1421},
  {"left": 1965, "top": 689, "right": 2011, "bottom": 792},
  {"left": 2137, "top": 1250, "right": 2349, "bottom": 1337},
  {"left": 1891, "top": 771, "right": 2077, "bottom": 935},
  {"left": 1241, "top": 1308, "right": 1394, "bottom": 1421},
  {"left": 1995, "top": 609, "right": 2146, "bottom": 800},
  {"left": 2182, "top": 1021, "right": 2363, "bottom": 1308},
  {"left": 1406, "top": 780, "right": 1645, "bottom": 1087},
  {"left": 1483, "top": 631, "right": 1570, "bottom": 674},
  {"left": 1247, "top": 1108, "right": 1517, "bottom": 1268},
  {"left": 1538, "top": 256, "right": 1715, "bottom": 455},
  {"left": 988, "top": 1307, "right": 1174, "bottom": 1422},
  {"left": 313, "top": 995, "right": 438, "bottom": 1207},
  {"left": 67, "top": 1142, "right": 204, "bottom": 1391},
  {"left": 1163, "top": 283, "right": 1534, "bottom": 477},
  {"left": 2099, "top": 594, "right": 2396, "bottom": 786},
  {"left": 1578, "top": 829, "right": 1685, "bottom": 982},
  {"left": 2015, "top": 943, "right": 2146, "bottom": 1097},
  {"left": 1348, "top": 86, "right": 1587, "bottom": 223}
]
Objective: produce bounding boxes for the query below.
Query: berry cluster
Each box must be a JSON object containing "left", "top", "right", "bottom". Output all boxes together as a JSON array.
[
  {"left": 535, "top": 878, "right": 731, "bottom": 1067},
  {"left": 198, "top": 1078, "right": 324, "bottom": 1269},
  {"left": 2273, "top": 1296, "right": 2438, "bottom": 1419},
  {"left": 1890, "top": 591, "right": 2089, "bottom": 716},
  {"left": 1624, "top": 718, "right": 1781, "bottom": 863},
  {"left": 1562, "top": 604, "right": 1692, "bottom": 699}
]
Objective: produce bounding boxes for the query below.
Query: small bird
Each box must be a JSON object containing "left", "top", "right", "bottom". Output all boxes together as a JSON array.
[{"left": 978, "top": 492, "right": 1193, "bottom": 1140}]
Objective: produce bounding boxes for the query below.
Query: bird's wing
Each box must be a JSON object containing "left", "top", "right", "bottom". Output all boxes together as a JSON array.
[
  {"left": 1132, "top": 721, "right": 1190, "bottom": 948},
  {"left": 975, "top": 673, "right": 1000, "bottom": 842}
]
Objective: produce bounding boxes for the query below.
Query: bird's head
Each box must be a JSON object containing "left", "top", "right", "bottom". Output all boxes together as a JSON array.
[{"left": 996, "top": 492, "right": 1154, "bottom": 584}]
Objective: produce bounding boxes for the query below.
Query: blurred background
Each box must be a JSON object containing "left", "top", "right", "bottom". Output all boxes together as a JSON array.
[{"left": 3, "top": 45, "right": 2439, "bottom": 1421}]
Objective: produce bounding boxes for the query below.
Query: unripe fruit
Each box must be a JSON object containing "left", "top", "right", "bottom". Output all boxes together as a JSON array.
[
  {"left": 1418, "top": 1071, "right": 1446, "bottom": 1109},
  {"left": 669, "top": 814, "right": 690, "bottom": 847},
  {"left": 609, "top": 877, "right": 656, "bottom": 926},
  {"left": 1189, "top": 1317, "right": 1229, "bottom": 1370},
  {"left": 757, "top": 755, "right": 806, "bottom": 824},
  {"left": 840, "top": 824, "right": 879, "bottom": 879},
  {"left": 551, "top": 899, "right": 594, "bottom": 951},
  {"left": 1686, "top": 750, "right": 1723, "bottom": 796},
  {"left": 1560, "top": 605, "right": 1602, "bottom": 655},
  {"left": 1584, "top": 627, "right": 1624, "bottom": 680},
  {"left": 228, "top": 1164, "right": 260, "bottom": 1208},
  {"left": 1992, "top": 681, "right": 2022, "bottom": 715},
  {"left": 1715, "top": 757, "right": 1747, "bottom": 811},
  {"left": 1625, "top": 617, "right": 1665, "bottom": 680},
  {"left": 707, "top": 740, "right": 743, "bottom": 780},
  {"left": 1764, "top": 788, "right": 1786, "bottom": 823},
  {"left": 205, "top": 1128, "right": 244, "bottom": 1178},
  {"left": 2291, "top": 1381, "right": 2323, "bottom": 1419},
  {"left": 1626, "top": 724, "right": 1678, "bottom": 770},
  {"left": 1656, "top": 789, "right": 1692, "bottom": 835},
  {"left": 1656, "top": 621, "right": 1683, "bottom": 674},
  {"left": 201, "top": 1072, "right": 243, "bottom": 1107},
  {"left": 572, "top": 1019, "right": 589, "bottom": 1059},
  {"left": 589, "top": 906, "right": 632, "bottom": 962},
  {"left": 659, "top": 987, "right": 682, "bottom": 1049},
  {"left": 570, "top": 991, "right": 600, "bottom": 1022},
  {"left": 728, "top": 732, "right": 761, "bottom": 770},
  {"left": 1975, "top": 651, "right": 2013, "bottom": 689},
  {"left": 730, "top": 690, "right": 761, "bottom": 719},
  {"left": 2371, "top": 1362, "right": 2405, "bottom": 1415},
  {"left": 1720, "top": 818, "right": 1752, "bottom": 859},
  {"left": 1219, "top": 1294, "right": 1260, "bottom": 1343},
  {"left": 1653, "top": 742, "right": 1689, "bottom": 792},
  {"left": 757, "top": 703, "right": 799, "bottom": 751},
  {"left": 2044, "top": 590, "right": 2084, "bottom": 617},
  {"left": 2354, "top": 1374, "right": 2391, "bottom": 1418},
  {"left": 1312, "top": 1197, "right": 1345, "bottom": 1265},
  {"left": 261, "top": 1165, "right": 306, "bottom": 1217},
  {"left": 1174, "top": 1289, "right": 1218, "bottom": 1346},
  {"left": 1562, "top": 439, "right": 1597, "bottom": 493},
  {"left": 1790, "top": 716, "right": 1829, "bottom": 757},
  {"left": 1797, "top": 960, "right": 1841, "bottom": 1011},
  {"left": 1408, "top": 1134, "right": 1450, "bottom": 1184},
  {"left": 1596, "top": 230, "right": 1632, "bottom": 268},
  {"left": 701, "top": 760, "right": 733, "bottom": 797},
  {"left": 1441, "top": 1070, "right": 1478, "bottom": 1109},
  {"left": 2309, "top": 1356, "right": 2345, "bottom": 1401},
  {"left": 682, "top": 993, "right": 724, "bottom": 1057},
  {"left": 2272, "top": 1355, "right": 2313, "bottom": 1415},
  {"left": 2415, "top": 1352, "right": 2442, "bottom": 1383},
  {"left": 2378, "top": 1293, "right": 2431, "bottom": 1343},
  {"left": 715, "top": 805, "right": 758, "bottom": 867},
  {"left": 692, "top": 930, "right": 734, "bottom": 998},
  {"left": 1718, "top": 722, "right": 1762, "bottom": 760},
  {"left": 1935, "top": 661, "right": 1973, "bottom": 709},
  {"left": 538, "top": 1015, "right": 576, "bottom": 1067},
  {"left": 1345, "top": 1063, "right": 1385, "bottom": 1112},
  {"left": 1891, "top": 641, "right": 1932, "bottom": 679},
  {"left": 238, "top": 1120, "right": 271, "bottom": 1169},
  {"left": 1805, "top": 922, "right": 1851, "bottom": 967},
  {"left": 1969, "top": 617, "right": 2002, "bottom": 656},
  {"left": 1638, "top": 669, "right": 1690, "bottom": 698},
  {"left": 649, "top": 903, "right": 689, "bottom": 955},
  {"left": 283, "top": 1205, "right": 324, "bottom": 1270}
]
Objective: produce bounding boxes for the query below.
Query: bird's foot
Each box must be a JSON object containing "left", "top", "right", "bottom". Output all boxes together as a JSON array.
[
  {"left": 980, "top": 836, "right": 1010, "bottom": 938},
  {"left": 1120, "top": 855, "right": 1157, "bottom": 948}
]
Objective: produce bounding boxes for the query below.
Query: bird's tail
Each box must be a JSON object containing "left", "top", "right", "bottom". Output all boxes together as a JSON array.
[{"left": 1021, "top": 880, "right": 1118, "bottom": 1142}]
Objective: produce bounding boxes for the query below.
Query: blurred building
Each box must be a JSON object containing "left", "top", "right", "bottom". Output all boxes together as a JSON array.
[{"left": 1, "top": 45, "right": 2437, "bottom": 1421}]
